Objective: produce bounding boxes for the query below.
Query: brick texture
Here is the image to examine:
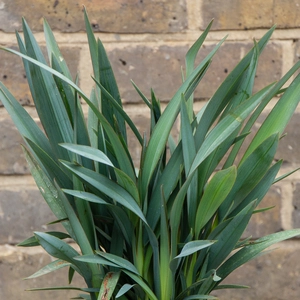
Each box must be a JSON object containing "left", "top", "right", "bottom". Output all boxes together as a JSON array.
[
  {"left": 0, "top": 47, "right": 31, "bottom": 106},
  {"left": 195, "top": 41, "right": 282, "bottom": 99},
  {"left": 243, "top": 186, "right": 282, "bottom": 239},
  {"left": 0, "top": 0, "right": 300, "bottom": 299},
  {"left": 201, "top": 0, "right": 300, "bottom": 30},
  {"left": 274, "top": 0, "right": 300, "bottom": 29},
  {"left": 293, "top": 183, "right": 300, "bottom": 228},
  {"left": 252, "top": 112, "right": 300, "bottom": 164},
  {"left": 0, "top": 187, "right": 63, "bottom": 244},
  {"left": 0, "top": 0, "right": 187, "bottom": 33},
  {"left": 0, "top": 117, "right": 28, "bottom": 174},
  {"left": 201, "top": 0, "right": 274, "bottom": 30},
  {"left": 107, "top": 41, "right": 282, "bottom": 103},
  {"left": 212, "top": 242, "right": 300, "bottom": 299},
  {"left": 108, "top": 44, "right": 188, "bottom": 103},
  {"left": 0, "top": 245, "right": 84, "bottom": 299},
  {"left": 0, "top": 46, "right": 81, "bottom": 106}
]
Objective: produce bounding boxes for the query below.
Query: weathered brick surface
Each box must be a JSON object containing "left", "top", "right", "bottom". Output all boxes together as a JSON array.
[
  {"left": 0, "top": 0, "right": 300, "bottom": 298},
  {"left": 201, "top": 0, "right": 274, "bottom": 30},
  {"left": 0, "top": 46, "right": 81, "bottom": 106},
  {"left": 1, "top": 242, "right": 299, "bottom": 299},
  {"left": 0, "top": 0, "right": 187, "bottom": 33},
  {"left": 195, "top": 41, "right": 282, "bottom": 99},
  {"left": 276, "top": 112, "right": 300, "bottom": 164},
  {"left": 126, "top": 107, "right": 150, "bottom": 166},
  {"left": 0, "top": 187, "right": 63, "bottom": 244},
  {"left": 212, "top": 242, "right": 300, "bottom": 299},
  {"left": 243, "top": 186, "right": 282, "bottom": 239},
  {"left": 201, "top": 0, "right": 300, "bottom": 30},
  {"left": 0, "top": 116, "right": 28, "bottom": 174},
  {"left": 0, "top": 245, "right": 84, "bottom": 299},
  {"left": 292, "top": 183, "right": 300, "bottom": 228},
  {"left": 108, "top": 44, "right": 188, "bottom": 103},
  {"left": 0, "top": 46, "right": 31, "bottom": 106},
  {"left": 106, "top": 40, "right": 282, "bottom": 103},
  {"left": 273, "top": 0, "right": 300, "bottom": 29},
  {"left": 254, "top": 112, "right": 300, "bottom": 164}
]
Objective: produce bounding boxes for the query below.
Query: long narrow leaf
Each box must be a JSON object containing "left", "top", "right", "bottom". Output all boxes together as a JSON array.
[
  {"left": 61, "top": 161, "right": 146, "bottom": 224},
  {"left": 25, "top": 259, "right": 71, "bottom": 279},
  {"left": 242, "top": 73, "right": 300, "bottom": 162},
  {"left": 217, "top": 229, "right": 300, "bottom": 281},
  {"left": 141, "top": 37, "right": 226, "bottom": 195},
  {"left": 195, "top": 166, "right": 237, "bottom": 236}
]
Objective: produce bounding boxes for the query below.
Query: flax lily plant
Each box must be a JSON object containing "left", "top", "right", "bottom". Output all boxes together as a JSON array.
[{"left": 1, "top": 9, "right": 300, "bottom": 300}]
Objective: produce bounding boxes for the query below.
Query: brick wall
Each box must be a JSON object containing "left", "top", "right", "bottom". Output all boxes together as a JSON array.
[{"left": 1, "top": 1, "right": 300, "bottom": 299}]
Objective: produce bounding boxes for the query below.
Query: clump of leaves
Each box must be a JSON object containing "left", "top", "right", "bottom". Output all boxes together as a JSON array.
[{"left": 1, "top": 9, "right": 300, "bottom": 300}]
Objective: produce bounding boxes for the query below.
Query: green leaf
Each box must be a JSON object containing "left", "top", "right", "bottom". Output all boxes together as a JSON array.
[
  {"left": 60, "top": 143, "right": 114, "bottom": 167},
  {"left": 175, "top": 240, "right": 216, "bottom": 259},
  {"left": 220, "top": 40, "right": 259, "bottom": 118},
  {"left": 219, "top": 133, "right": 279, "bottom": 220},
  {"left": 214, "top": 284, "right": 249, "bottom": 290},
  {"left": 76, "top": 252, "right": 140, "bottom": 276},
  {"left": 217, "top": 229, "right": 300, "bottom": 281},
  {"left": 223, "top": 58, "right": 300, "bottom": 168},
  {"left": 242, "top": 73, "right": 300, "bottom": 162},
  {"left": 24, "top": 138, "right": 72, "bottom": 189},
  {"left": 185, "top": 19, "right": 213, "bottom": 120},
  {"left": 208, "top": 201, "right": 256, "bottom": 270},
  {"left": 122, "top": 270, "right": 158, "bottom": 300},
  {"left": 189, "top": 84, "right": 274, "bottom": 176},
  {"left": 84, "top": 8, "right": 99, "bottom": 82},
  {"left": 180, "top": 94, "right": 198, "bottom": 226},
  {"left": 93, "top": 78, "right": 143, "bottom": 145},
  {"left": 159, "top": 188, "right": 173, "bottom": 300},
  {"left": 229, "top": 160, "right": 282, "bottom": 218},
  {"left": 44, "top": 19, "right": 73, "bottom": 80},
  {"left": 116, "top": 284, "right": 136, "bottom": 298},
  {"left": 131, "top": 80, "right": 151, "bottom": 108},
  {"left": 0, "top": 84, "right": 62, "bottom": 180},
  {"left": 34, "top": 232, "right": 91, "bottom": 279},
  {"left": 21, "top": 18, "right": 73, "bottom": 160},
  {"left": 147, "top": 141, "right": 183, "bottom": 230},
  {"left": 27, "top": 286, "right": 98, "bottom": 292},
  {"left": 141, "top": 36, "right": 226, "bottom": 196},
  {"left": 61, "top": 161, "right": 146, "bottom": 224},
  {"left": 25, "top": 259, "right": 71, "bottom": 279},
  {"left": 195, "top": 166, "right": 237, "bottom": 236},
  {"left": 18, "top": 231, "right": 70, "bottom": 247},
  {"left": 22, "top": 146, "right": 73, "bottom": 233},
  {"left": 183, "top": 296, "right": 218, "bottom": 300},
  {"left": 194, "top": 26, "right": 275, "bottom": 149},
  {"left": 98, "top": 272, "right": 120, "bottom": 300},
  {"left": 62, "top": 189, "right": 109, "bottom": 205},
  {"left": 97, "top": 38, "right": 127, "bottom": 143}
]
